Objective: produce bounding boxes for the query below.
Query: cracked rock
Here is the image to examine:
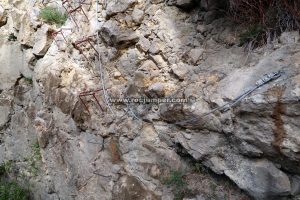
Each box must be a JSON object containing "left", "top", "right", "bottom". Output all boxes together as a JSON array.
[
  {"left": 0, "top": 100, "right": 11, "bottom": 128},
  {"left": 32, "top": 24, "right": 53, "bottom": 56},
  {"left": 0, "top": 6, "right": 7, "bottom": 27},
  {"left": 171, "top": 62, "right": 189, "bottom": 80},
  {"left": 224, "top": 158, "right": 291, "bottom": 200},
  {"left": 132, "top": 7, "right": 144, "bottom": 24},
  {"left": 188, "top": 48, "right": 204, "bottom": 64},
  {"left": 100, "top": 20, "right": 139, "bottom": 49},
  {"left": 106, "top": 0, "right": 137, "bottom": 17}
]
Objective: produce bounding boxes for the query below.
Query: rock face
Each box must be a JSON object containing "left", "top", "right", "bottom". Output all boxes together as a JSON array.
[
  {"left": 0, "top": 99, "right": 11, "bottom": 129},
  {"left": 1, "top": 0, "right": 300, "bottom": 200},
  {"left": 167, "top": 0, "right": 195, "bottom": 9},
  {"left": 106, "top": 0, "right": 137, "bottom": 17},
  {"left": 100, "top": 20, "right": 139, "bottom": 48},
  {"left": 0, "top": 41, "right": 32, "bottom": 90},
  {"left": 0, "top": 5, "right": 7, "bottom": 27},
  {"left": 132, "top": 7, "right": 144, "bottom": 23},
  {"left": 224, "top": 159, "right": 291, "bottom": 199},
  {"left": 32, "top": 24, "right": 52, "bottom": 56}
]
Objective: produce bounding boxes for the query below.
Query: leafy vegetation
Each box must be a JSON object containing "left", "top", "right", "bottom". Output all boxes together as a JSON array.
[
  {"left": 40, "top": 7, "right": 67, "bottom": 26},
  {"left": 163, "top": 170, "right": 191, "bottom": 200},
  {"left": 239, "top": 25, "right": 266, "bottom": 45},
  {"left": 0, "top": 161, "right": 29, "bottom": 200},
  {"left": 228, "top": 0, "right": 300, "bottom": 46},
  {"left": 0, "top": 181, "right": 29, "bottom": 200},
  {"left": 23, "top": 77, "right": 33, "bottom": 85},
  {"left": 24, "top": 141, "right": 42, "bottom": 176},
  {"left": 0, "top": 161, "right": 13, "bottom": 176},
  {"left": 193, "top": 162, "right": 209, "bottom": 174},
  {"left": 31, "top": 141, "right": 42, "bottom": 162}
]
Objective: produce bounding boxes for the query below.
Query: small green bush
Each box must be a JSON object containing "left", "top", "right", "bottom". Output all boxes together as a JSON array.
[
  {"left": 24, "top": 141, "right": 42, "bottom": 177},
  {"left": 163, "top": 170, "right": 191, "bottom": 200},
  {"left": 23, "top": 77, "right": 33, "bottom": 85},
  {"left": 40, "top": 7, "right": 67, "bottom": 26},
  {"left": 164, "top": 170, "right": 185, "bottom": 187},
  {"left": 31, "top": 141, "right": 41, "bottom": 162},
  {"left": 229, "top": 0, "right": 300, "bottom": 46},
  {"left": 193, "top": 162, "right": 209, "bottom": 174},
  {"left": 0, "top": 161, "right": 13, "bottom": 176},
  {"left": 0, "top": 181, "right": 29, "bottom": 200},
  {"left": 239, "top": 25, "right": 266, "bottom": 46}
]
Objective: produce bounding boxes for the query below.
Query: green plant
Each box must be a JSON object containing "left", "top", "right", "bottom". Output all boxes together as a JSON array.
[
  {"left": 25, "top": 141, "right": 42, "bottom": 176},
  {"left": 163, "top": 170, "right": 191, "bottom": 200},
  {"left": 31, "top": 141, "right": 41, "bottom": 161},
  {"left": 239, "top": 25, "right": 265, "bottom": 46},
  {"left": 193, "top": 163, "right": 209, "bottom": 174},
  {"left": 164, "top": 170, "right": 185, "bottom": 186},
  {"left": 23, "top": 77, "right": 33, "bottom": 85},
  {"left": 0, "top": 161, "right": 13, "bottom": 176},
  {"left": 40, "top": 7, "right": 67, "bottom": 26},
  {"left": 0, "top": 181, "right": 29, "bottom": 200},
  {"left": 8, "top": 33, "right": 17, "bottom": 42},
  {"left": 230, "top": 0, "right": 300, "bottom": 46}
]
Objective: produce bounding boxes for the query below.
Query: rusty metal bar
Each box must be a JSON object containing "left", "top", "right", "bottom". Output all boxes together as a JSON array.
[
  {"left": 62, "top": 0, "right": 79, "bottom": 28},
  {"left": 51, "top": 28, "right": 71, "bottom": 42},
  {"left": 92, "top": 93, "right": 104, "bottom": 112},
  {"left": 51, "top": 28, "right": 72, "bottom": 47},
  {"left": 72, "top": 35, "right": 98, "bottom": 60},
  {"left": 61, "top": 0, "right": 89, "bottom": 29},
  {"left": 79, "top": 88, "right": 104, "bottom": 114},
  {"left": 87, "top": 40, "right": 99, "bottom": 56},
  {"left": 79, "top": 94, "right": 91, "bottom": 114}
]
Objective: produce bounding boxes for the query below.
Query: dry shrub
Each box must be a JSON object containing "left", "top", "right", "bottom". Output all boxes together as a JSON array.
[{"left": 228, "top": 0, "right": 300, "bottom": 45}]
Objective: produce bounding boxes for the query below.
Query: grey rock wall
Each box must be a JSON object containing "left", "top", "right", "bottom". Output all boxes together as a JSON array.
[{"left": 0, "top": 0, "right": 299, "bottom": 200}]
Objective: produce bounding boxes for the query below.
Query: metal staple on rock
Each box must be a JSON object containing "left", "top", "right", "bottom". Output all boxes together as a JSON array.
[
  {"left": 219, "top": 70, "right": 283, "bottom": 113},
  {"left": 175, "top": 70, "right": 283, "bottom": 125},
  {"left": 79, "top": 89, "right": 104, "bottom": 114}
]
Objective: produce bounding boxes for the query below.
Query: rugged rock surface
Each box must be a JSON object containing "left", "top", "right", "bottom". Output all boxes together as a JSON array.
[
  {"left": 0, "top": 5, "right": 7, "bottom": 26},
  {"left": 0, "top": 0, "right": 300, "bottom": 200}
]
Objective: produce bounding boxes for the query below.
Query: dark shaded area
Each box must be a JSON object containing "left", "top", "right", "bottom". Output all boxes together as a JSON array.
[
  {"left": 228, "top": 0, "right": 300, "bottom": 45},
  {"left": 169, "top": 0, "right": 300, "bottom": 46}
]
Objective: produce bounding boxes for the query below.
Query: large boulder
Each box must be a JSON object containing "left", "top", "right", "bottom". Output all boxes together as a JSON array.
[
  {"left": 18, "top": 13, "right": 35, "bottom": 46},
  {"left": 224, "top": 158, "right": 291, "bottom": 199},
  {"left": 32, "top": 24, "right": 53, "bottom": 56},
  {"left": 176, "top": 131, "right": 227, "bottom": 160}
]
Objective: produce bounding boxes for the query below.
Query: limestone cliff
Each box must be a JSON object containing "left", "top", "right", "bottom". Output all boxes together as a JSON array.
[{"left": 0, "top": 0, "right": 300, "bottom": 200}]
